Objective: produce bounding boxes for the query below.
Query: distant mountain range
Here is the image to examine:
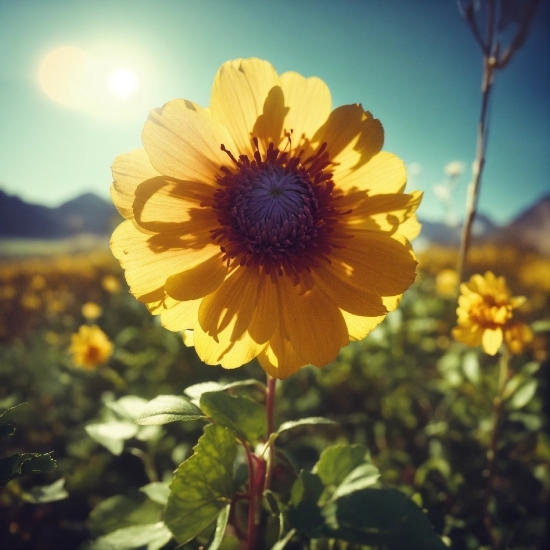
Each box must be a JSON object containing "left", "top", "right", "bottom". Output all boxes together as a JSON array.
[{"left": 0, "top": 190, "right": 549, "bottom": 256}]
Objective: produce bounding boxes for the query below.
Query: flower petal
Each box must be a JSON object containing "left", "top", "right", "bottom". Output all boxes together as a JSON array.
[
  {"left": 482, "top": 327, "right": 503, "bottom": 356},
  {"left": 328, "top": 230, "right": 418, "bottom": 298},
  {"left": 257, "top": 325, "right": 307, "bottom": 379},
  {"left": 334, "top": 151, "right": 406, "bottom": 195},
  {"left": 165, "top": 253, "right": 227, "bottom": 301},
  {"left": 278, "top": 277, "right": 348, "bottom": 367},
  {"left": 110, "top": 219, "right": 220, "bottom": 300},
  {"left": 143, "top": 99, "right": 235, "bottom": 183},
  {"left": 279, "top": 71, "right": 331, "bottom": 151},
  {"left": 111, "top": 149, "right": 160, "bottom": 219},
  {"left": 210, "top": 58, "right": 280, "bottom": 157},
  {"left": 160, "top": 296, "right": 202, "bottom": 331},
  {"left": 132, "top": 176, "right": 215, "bottom": 232},
  {"left": 312, "top": 104, "right": 383, "bottom": 176}
]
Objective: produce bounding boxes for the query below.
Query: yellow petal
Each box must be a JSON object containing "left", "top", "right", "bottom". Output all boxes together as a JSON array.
[
  {"left": 312, "top": 104, "right": 383, "bottom": 176},
  {"left": 481, "top": 328, "right": 503, "bottom": 355},
  {"left": 160, "top": 297, "right": 202, "bottom": 331},
  {"left": 279, "top": 71, "right": 331, "bottom": 151},
  {"left": 334, "top": 151, "right": 406, "bottom": 195},
  {"left": 198, "top": 267, "right": 261, "bottom": 342},
  {"left": 278, "top": 277, "right": 348, "bottom": 367},
  {"left": 143, "top": 99, "right": 236, "bottom": 183},
  {"left": 452, "top": 325, "right": 484, "bottom": 348},
  {"left": 111, "top": 149, "right": 160, "bottom": 219},
  {"left": 329, "top": 230, "right": 418, "bottom": 298},
  {"left": 342, "top": 191, "right": 423, "bottom": 235},
  {"left": 257, "top": 325, "right": 307, "bottom": 379},
  {"left": 210, "top": 58, "right": 280, "bottom": 157},
  {"left": 132, "top": 176, "right": 215, "bottom": 232},
  {"left": 252, "top": 85, "right": 288, "bottom": 153},
  {"left": 397, "top": 214, "right": 422, "bottom": 241},
  {"left": 247, "top": 274, "right": 278, "bottom": 345},
  {"left": 110, "top": 220, "right": 220, "bottom": 300},
  {"left": 165, "top": 253, "right": 227, "bottom": 301}
]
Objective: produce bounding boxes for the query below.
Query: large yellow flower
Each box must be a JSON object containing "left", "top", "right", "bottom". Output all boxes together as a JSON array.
[
  {"left": 452, "top": 271, "right": 532, "bottom": 355},
  {"left": 110, "top": 58, "right": 421, "bottom": 378},
  {"left": 69, "top": 325, "right": 113, "bottom": 369}
]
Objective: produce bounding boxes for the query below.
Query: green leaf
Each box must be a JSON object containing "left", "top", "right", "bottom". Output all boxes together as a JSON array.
[
  {"left": 82, "top": 522, "right": 172, "bottom": 550},
  {"left": 140, "top": 482, "right": 170, "bottom": 506},
  {"left": 21, "top": 477, "right": 68, "bottom": 503},
  {"left": 270, "top": 528, "right": 297, "bottom": 550},
  {"left": 85, "top": 421, "right": 139, "bottom": 455},
  {"left": 509, "top": 379, "right": 537, "bottom": 409},
  {"left": 184, "top": 382, "right": 225, "bottom": 400},
  {"left": 0, "top": 403, "right": 28, "bottom": 425},
  {"left": 277, "top": 417, "right": 337, "bottom": 435},
  {"left": 314, "top": 444, "right": 370, "bottom": 488},
  {"left": 0, "top": 452, "right": 57, "bottom": 484},
  {"left": 107, "top": 396, "right": 148, "bottom": 421},
  {"left": 208, "top": 504, "right": 230, "bottom": 550},
  {"left": 462, "top": 351, "right": 480, "bottom": 384},
  {"left": 322, "top": 488, "right": 446, "bottom": 550},
  {"left": 331, "top": 463, "right": 380, "bottom": 500},
  {"left": 200, "top": 391, "right": 266, "bottom": 443},
  {"left": 89, "top": 493, "right": 165, "bottom": 538},
  {"left": 135, "top": 395, "right": 203, "bottom": 425},
  {"left": 288, "top": 471, "right": 325, "bottom": 537},
  {"left": 165, "top": 424, "right": 236, "bottom": 544}
]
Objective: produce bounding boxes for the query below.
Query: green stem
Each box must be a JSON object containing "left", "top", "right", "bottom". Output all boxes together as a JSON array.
[
  {"left": 483, "top": 348, "right": 509, "bottom": 550},
  {"left": 264, "top": 375, "right": 277, "bottom": 491}
]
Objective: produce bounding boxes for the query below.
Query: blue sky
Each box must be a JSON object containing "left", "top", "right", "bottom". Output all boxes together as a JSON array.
[{"left": 0, "top": 0, "right": 548, "bottom": 224}]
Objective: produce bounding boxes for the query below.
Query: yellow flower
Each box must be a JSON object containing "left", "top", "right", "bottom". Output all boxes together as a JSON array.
[
  {"left": 102, "top": 274, "right": 122, "bottom": 293},
  {"left": 452, "top": 271, "right": 532, "bottom": 355},
  {"left": 110, "top": 58, "right": 421, "bottom": 378},
  {"left": 435, "top": 269, "right": 459, "bottom": 298},
  {"left": 69, "top": 325, "right": 113, "bottom": 369},
  {"left": 81, "top": 301, "right": 102, "bottom": 320}
]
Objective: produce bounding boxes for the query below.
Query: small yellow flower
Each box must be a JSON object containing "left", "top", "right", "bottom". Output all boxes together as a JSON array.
[
  {"left": 110, "top": 58, "right": 421, "bottom": 378},
  {"left": 69, "top": 325, "right": 113, "bottom": 369},
  {"left": 452, "top": 272, "right": 532, "bottom": 355},
  {"left": 81, "top": 301, "right": 102, "bottom": 320},
  {"left": 102, "top": 274, "right": 122, "bottom": 294},
  {"left": 435, "top": 269, "right": 459, "bottom": 298}
]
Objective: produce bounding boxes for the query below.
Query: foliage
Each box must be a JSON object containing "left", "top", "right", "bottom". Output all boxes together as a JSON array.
[{"left": 0, "top": 246, "right": 548, "bottom": 548}]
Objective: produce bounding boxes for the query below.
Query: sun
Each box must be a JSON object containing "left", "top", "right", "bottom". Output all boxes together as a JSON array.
[{"left": 108, "top": 68, "right": 139, "bottom": 98}]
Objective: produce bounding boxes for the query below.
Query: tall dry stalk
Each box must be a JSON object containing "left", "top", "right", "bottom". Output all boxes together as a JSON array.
[{"left": 457, "top": 0, "right": 540, "bottom": 283}]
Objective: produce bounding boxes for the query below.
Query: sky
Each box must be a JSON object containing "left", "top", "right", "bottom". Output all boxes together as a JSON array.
[{"left": 0, "top": 0, "right": 548, "bottom": 224}]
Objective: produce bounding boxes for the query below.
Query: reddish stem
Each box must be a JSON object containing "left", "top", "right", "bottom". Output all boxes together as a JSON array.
[
  {"left": 244, "top": 442, "right": 257, "bottom": 550},
  {"left": 264, "top": 375, "right": 277, "bottom": 490}
]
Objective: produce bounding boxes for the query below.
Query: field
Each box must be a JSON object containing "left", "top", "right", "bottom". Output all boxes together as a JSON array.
[{"left": 0, "top": 240, "right": 549, "bottom": 550}]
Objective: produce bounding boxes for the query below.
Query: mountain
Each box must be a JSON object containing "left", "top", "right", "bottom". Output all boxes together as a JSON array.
[
  {"left": 418, "top": 195, "right": 550, "bottom": 256},
  {"left": 0, "top": 191, "right": 119, "bottom": 238}
]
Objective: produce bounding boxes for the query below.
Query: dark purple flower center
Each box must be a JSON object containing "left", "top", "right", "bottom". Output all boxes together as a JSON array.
[{"left": 211, "top": 139, "right": 346, "bottom": 279}]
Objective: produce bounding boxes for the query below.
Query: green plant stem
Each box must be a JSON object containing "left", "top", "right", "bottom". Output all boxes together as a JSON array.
[
  {"left": 244, "top": 441, "right": 258, "bottom": 550},
  {"left": 483, "top": 348, "right": 510, "bottom": 549},
  {"left": 264, "top": 375, "right": 277, "bottom": 491}
]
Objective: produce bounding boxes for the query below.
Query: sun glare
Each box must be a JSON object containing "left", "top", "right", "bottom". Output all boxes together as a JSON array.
[{"left": 108, "top": 68, "right": 139, "bottom": 98}]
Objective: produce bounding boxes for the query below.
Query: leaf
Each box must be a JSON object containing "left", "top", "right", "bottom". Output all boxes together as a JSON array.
[
  {"left": 0, "top": 403, "right": 28, "bottom": 427},
  {"left": 509, "top": 379, "right": 538, "bottom": 410},
  {"left": 135, "top": 395, "right": 203, "bottom": 425},
  {"left": 322, "top": 488, "right": 446, "bottom": 550},
  {"left": 270, "top": 528, "right": 297, "bottom": 550},
  {"left": 200, "top": 391, "right": 266, "bottom": 443},
  {"left": 184, "top": 382, "right": 225, "bottom": 400},
  {"left": 288, "top": 471, "right": 325, "bottom": 537},
  {"left": 107, "top": 396, "right": 148, "bottom": 421},
  {"left": 462, "top": 351, "right": 480, "bottom": 384},
  {"left": 277, "top": 417, "right": 337, "bottom": 435},
  {"left": 0, "top": 452, "right": 56, "bottom": 484},
  {"left": 314, "top": 444, "right": 370, "bottom": 488},
  {"left": 140, "top": 482, "right": 171, "bottom": 506},
  {"left": 331, "top": 463, "right": 380, "bottom": 500},
  {"left": 82, "top": 522, "right": 172, "bottom": 550},
  {"left": 85, "top": 421, "right": 139, "bottom": 455},
  {"left": 165, "top": 424, "right": 236, "bottom": 544},
  {"left": 88, "top": 493, "right": 165, "bottom": 538},
  {"left": 21, "top": 477, "right": 68, "bottom": 503},
  {"left": 208, "top": 503, "right": 230, "bottom": 550}
]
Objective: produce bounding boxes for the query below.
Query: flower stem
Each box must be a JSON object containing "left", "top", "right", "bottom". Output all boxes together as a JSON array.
[
  {"left": 264, "top": 375, "right": 277, "bottom": 491},
  {"left": 483, "top": 348, "right": 510, "bottom": 549},
  {"left": 244, "top": 441, "right": 258, "bottom": 550}
]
